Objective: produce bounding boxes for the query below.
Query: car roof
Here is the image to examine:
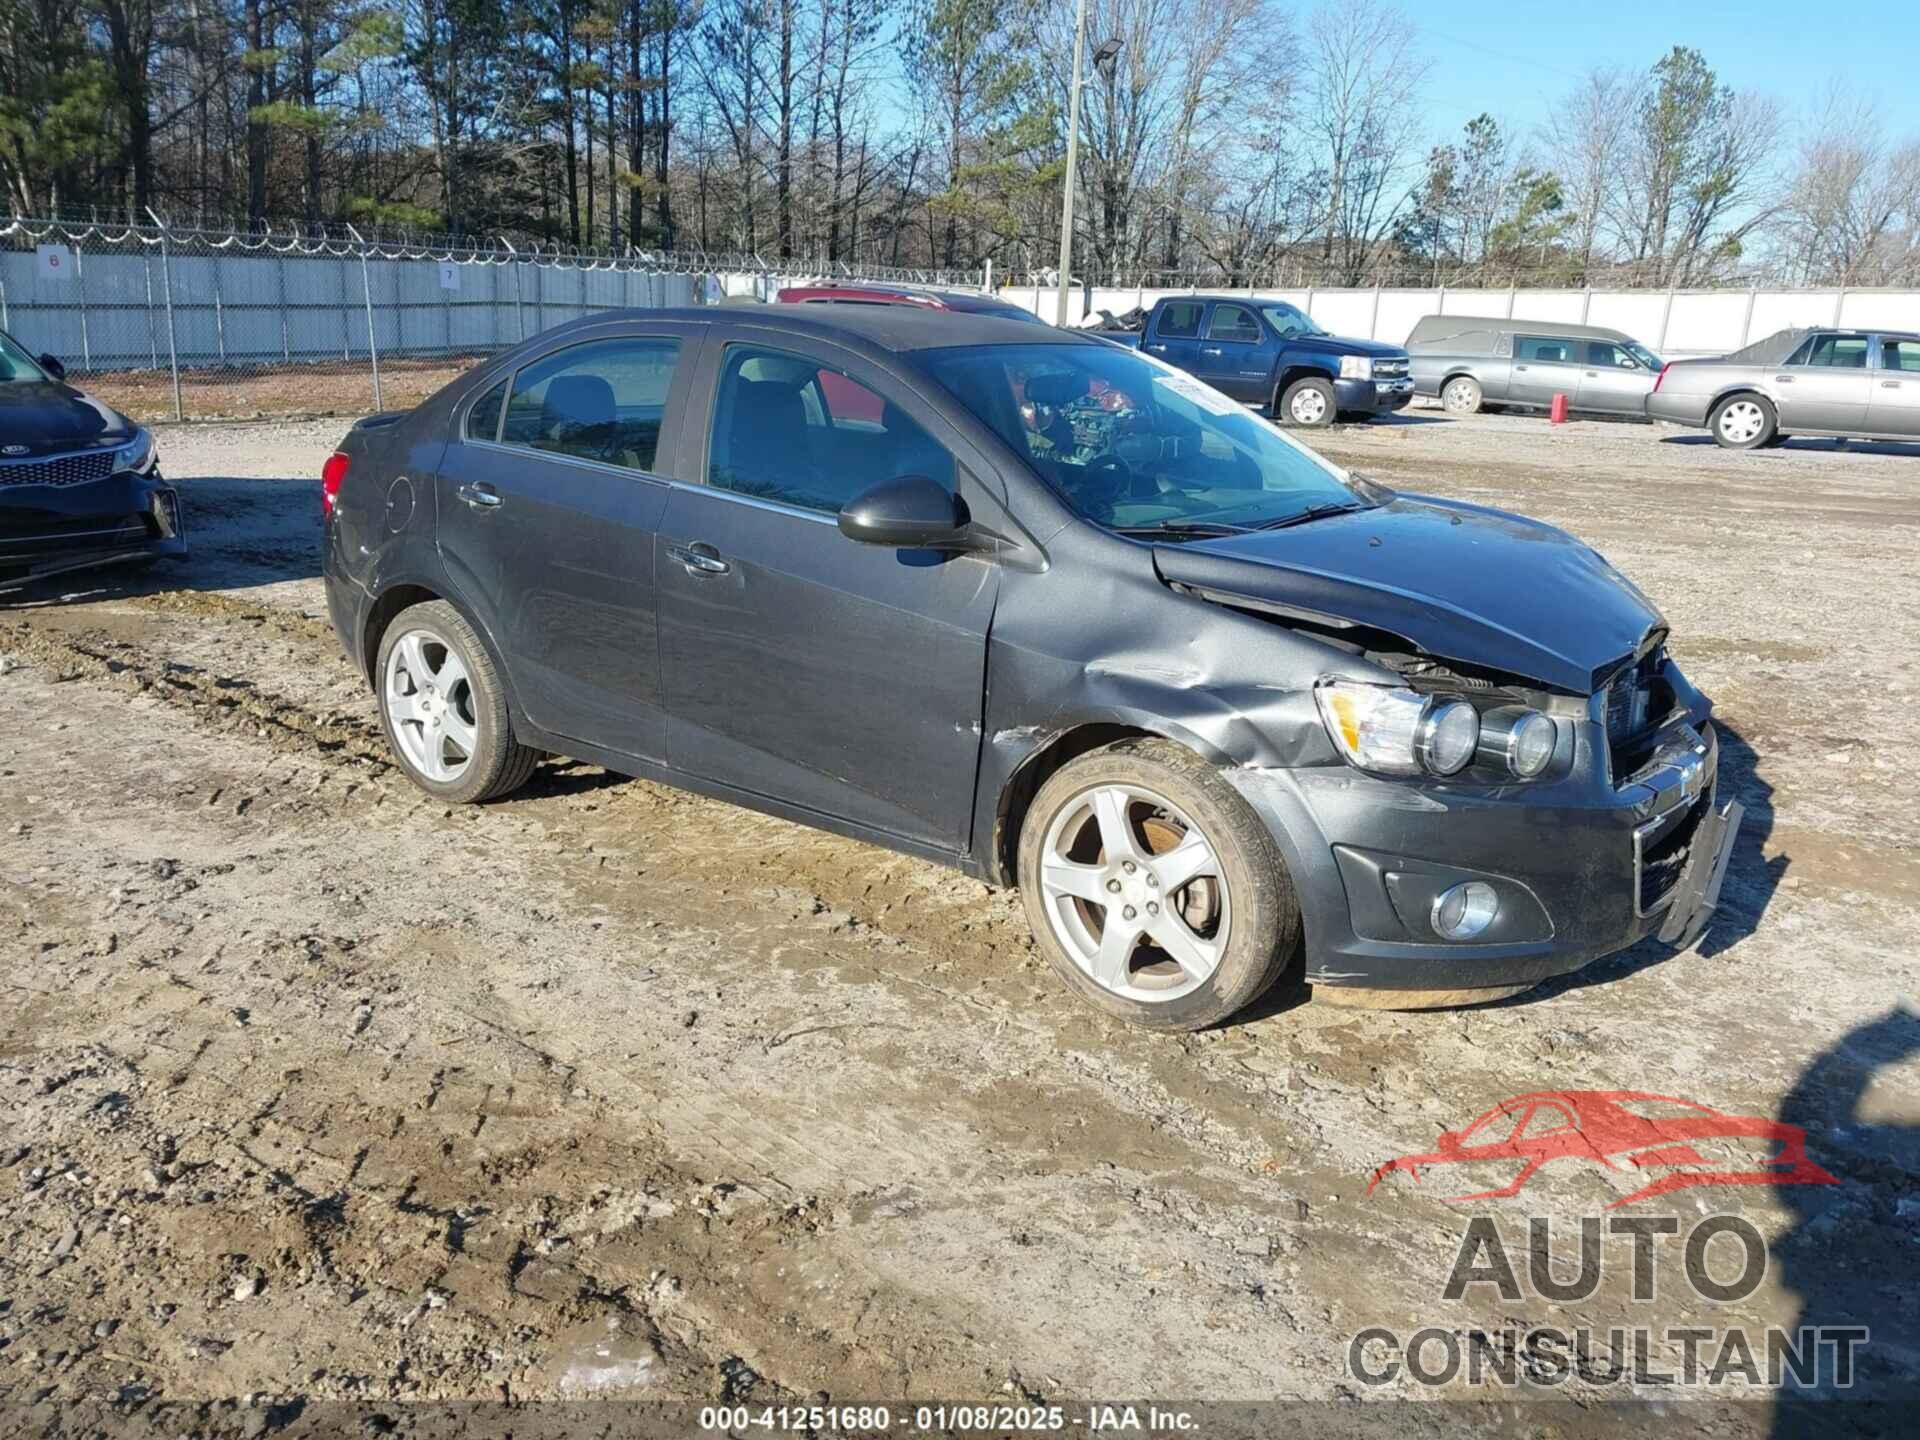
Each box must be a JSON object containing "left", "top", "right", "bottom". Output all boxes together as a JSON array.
[
  {"left": 1408, "top": 314, "right": 1640, "bottom": 345},
  {"left": 550, "top": 303, "right": 1090, "bottom": 352},
  {"left": 778, "top": 283, "right": 1034, "bottom": 317}
]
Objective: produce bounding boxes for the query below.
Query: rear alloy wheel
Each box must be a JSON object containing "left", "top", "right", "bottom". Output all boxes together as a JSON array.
[
  {"left": 1442, "top": 376, "right": 1483, "bottom": 415},
  {"left": 1279, "top": 377, "right": 1336, "bottom": 428},
  {"left": 376, "top": 600, "right": 539, "bottom": 804},
  {"left": 1018, "top": 739, "right": 1300, "bottom": 1030},
  {"left": 1710, "top": 394, "right": 1777, "bottom": 450}
]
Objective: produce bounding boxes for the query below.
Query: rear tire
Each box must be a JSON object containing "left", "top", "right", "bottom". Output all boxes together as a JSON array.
[
  {"left": 1278, "top": 377, "right": 1336, "bottom": 428},
  {"left": 1441, "top": 375, "right": 1484, "bottom": 415},
  {"left": 374, "top": 600, "right": 539, "bottom": 804},
  {"left": 1017, "top": 739, "right": 1301, "bottom": 1031},
  {"left": 1709, "top": 393, "right": 1777, "bottom": 450}
]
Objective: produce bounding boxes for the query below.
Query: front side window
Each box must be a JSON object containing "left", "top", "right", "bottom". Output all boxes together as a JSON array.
[
  {"left": 1260, "top": 304, "right": 1324, "bottom": 339},
  {"left": 1515, "top": 335, "right": 1577, "bottom": 364},
  {"left": 1207, "top": 304, "right": 1262, "bottom": 344},
  {"left": 1587, "top": 341, "right": 1644, "bottom": 370},
  {"left": 707, "top": 345, "right": 956, "bottom": 516},
  {"left": 500, "top": 336, "right": 681, "bottom": 471},
  {"left": 466, "top": 378, "right": 507, "bottom": 441},
  {"left": 1883, "top": 339, "right": 1920, "bottom": 372},
  {"left": 1156, "top": 301, "right": 1204, "bottom": 339},
  {"left": 919, "top": 342, "right": 1362, "bottom": 532},
  {"left": 1805, "top": 334, "right": 1869, "bottom": 369}
]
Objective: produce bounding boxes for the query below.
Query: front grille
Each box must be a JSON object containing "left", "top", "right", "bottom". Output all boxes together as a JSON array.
[
  {"left": 1636, "top": 790, "right": 1709, "bottom": 914},
  {"left": 1373, "top": 357, "right": 1410, "bottom": 380},
  {"left": 0, "top": 450, "right": 117, "bottom": 489}
]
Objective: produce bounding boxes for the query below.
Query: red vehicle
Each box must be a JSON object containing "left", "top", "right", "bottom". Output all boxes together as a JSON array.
[
  {"left": 776, "top": 283, "right": 1047, "bottom": 325},
  {"left": 1367, "top": 1090, "right": 1838, "bottom": 1208}
]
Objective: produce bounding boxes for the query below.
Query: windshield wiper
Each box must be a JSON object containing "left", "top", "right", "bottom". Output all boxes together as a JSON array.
[
  {"left": 1251, "top": 501, "right": 1370, "bottom": 531},
  {"left": 1112, "top": 520, "right": 1252, "bottom": 540}
]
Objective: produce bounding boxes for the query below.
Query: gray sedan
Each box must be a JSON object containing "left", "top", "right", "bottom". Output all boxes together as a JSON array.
[{"left": 1647, "top": 326, "right": 1920, "bottom": 449}]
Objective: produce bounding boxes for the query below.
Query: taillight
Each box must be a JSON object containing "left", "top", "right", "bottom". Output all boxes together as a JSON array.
[
  {"left": 321, "top": 452, "right": 350, "bottom": 518},
  {"left": 1652, "top": 364, "right": 1669, "bottom": 394}
]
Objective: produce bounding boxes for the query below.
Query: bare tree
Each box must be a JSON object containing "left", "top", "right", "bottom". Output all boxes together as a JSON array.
[
  {"left": 1300, "top": 0, "right": 1428, "bottom": 284},
  {"left": 1774, "top": 88, "right": 1920, "bottom": 285},
  {"left": 1541, "top": 66, "right": 1640, "bottom": 278}
]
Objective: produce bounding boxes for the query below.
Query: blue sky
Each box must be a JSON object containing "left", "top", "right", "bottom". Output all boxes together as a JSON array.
[{"left": 1418, "top": 2, "right": 1918, "bottom": 146}]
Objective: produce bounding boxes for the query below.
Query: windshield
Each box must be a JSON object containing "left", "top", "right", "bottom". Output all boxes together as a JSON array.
[
  {"left": 918, "top": 342, "right": 1363, "bottom": 532},
  {"left": 1261, "top": 304, "right": 1325, "bottom": 339},
  {"left": 0, "top": 332, "right": 47, "bottom": 383}
]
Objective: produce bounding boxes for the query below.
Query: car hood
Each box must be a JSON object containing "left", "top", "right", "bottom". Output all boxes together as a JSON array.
[
  {"left": 1284, "top": 334, "right": 1408, "bottom": 360},
  {"left": 0, "top": 381, "right": 135, "bottom": 455},
  {"left": 1152, "top": 495, "right": 1665, "bottom": 693}
]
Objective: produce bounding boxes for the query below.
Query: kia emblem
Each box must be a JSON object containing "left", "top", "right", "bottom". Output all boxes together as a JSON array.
[{"left": 1, "top": 444, "right": 29, "bottom": 456}]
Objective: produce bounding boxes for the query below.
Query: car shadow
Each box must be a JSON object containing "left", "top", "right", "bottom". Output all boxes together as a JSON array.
[
  {"left": 1491, "top": 718, "right": 1780, "bottom": 1004},
  {"left": 1661, "top": 434, "right": 1920, "bottom": 459},
  {"left": 1770, "top": 1006, "right": 1920, "bottom": 1428},
  {"left": 1342, "top": 412, "right": 1451, "bottom": 428}
]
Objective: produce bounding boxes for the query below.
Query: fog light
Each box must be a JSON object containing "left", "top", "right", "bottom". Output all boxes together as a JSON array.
[{"left": 1431, "top": 881, "right": 1499, "bottom": 940}]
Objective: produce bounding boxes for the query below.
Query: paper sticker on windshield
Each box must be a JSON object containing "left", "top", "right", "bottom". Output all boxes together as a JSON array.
[{"left": 1152, "top": 373, "right": 1238, "bottom": 416}]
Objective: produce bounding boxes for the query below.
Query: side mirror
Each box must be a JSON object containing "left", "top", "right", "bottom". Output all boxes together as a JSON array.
[
  {"left": 38, "top": 353, "right": 66, "bottom": 381},
  {"left": 838, "top": 474, "right": 972, "bottom": 549}
]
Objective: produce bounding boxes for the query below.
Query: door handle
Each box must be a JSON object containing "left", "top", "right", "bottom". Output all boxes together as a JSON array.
[
  {"left": 1200, "top": 346, "right": 1222, "bottom": 356},
  {"left": 1882, "top": 380, "right": 1902, "bottom": 389},
  {"left": 1584, "top": 369, "right": 1598, "bottom": 377},
  {"left": 1515, "top": 364, "right": 1530, "bottom": 371},
  {"left": 457, "top": 482, "right": 502, "bottom": 510},
  {"left": 1774, "top": 375, "right": 1794, "bottom": 383},
  {"left": 668, "top": 542, "right": 731, "bottom": 576},
  {"left": 1146, "top": 344, "right": 1167, "bottom": 352}
]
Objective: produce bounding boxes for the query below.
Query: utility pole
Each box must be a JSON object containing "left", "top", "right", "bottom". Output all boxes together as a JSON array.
[
  {"left": 1054, "top": 0, "right": 1089, "bottom": 328},
  {"left": 1054, "top": 16, "right": 1121, "bottom": 328}
]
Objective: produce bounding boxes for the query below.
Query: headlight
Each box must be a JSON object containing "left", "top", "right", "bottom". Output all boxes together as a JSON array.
[
  {"left": 115, "top": 428, "right": 156, "bottom": 474},
  {"left": 1338, "top": 356, "right": 1375, "bottom": 381},
  {"left": 1317, "top": 682, "right": 1558, "bottom": 781},
  {"left": 1479, "top": 706, "right": 1561, "bottom": 779},
  {"left": 1316, "top": 681, "right": 1476, "bottom": 777},
  {"left": 1417, "top": 700, "right": 1479, "bottom": 776}
]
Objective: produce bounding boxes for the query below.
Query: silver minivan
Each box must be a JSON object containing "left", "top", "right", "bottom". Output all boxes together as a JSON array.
[{"left": 1406, "top": 316, "right": 1664, "bottom": 418}]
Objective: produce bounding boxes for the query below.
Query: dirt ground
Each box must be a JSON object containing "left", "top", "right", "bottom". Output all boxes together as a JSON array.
[
  {"left": 3, "top": 403, "right": 1918, "bottom": 1435},
  {"left": 82, "top": 358, "right": 481, "bottom": 425}
]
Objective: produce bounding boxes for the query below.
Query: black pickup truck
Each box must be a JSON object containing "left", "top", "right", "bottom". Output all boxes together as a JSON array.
[{"left": 1104, "top": 295, "right": 1413, "bottom": 427}]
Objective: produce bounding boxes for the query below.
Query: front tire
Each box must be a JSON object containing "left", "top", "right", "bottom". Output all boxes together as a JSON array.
[
  {"left": 1710, "top": 393, "right": 1777, "bottom": 450},
  {"left": 1278, "top": 377, "right": 1336, "bottom": 428},
  {"left": 1017, "top": 739, "right": 1301, "bottom": 1031},
  {"left": 375, "top": 600, "right": 539, "bottom": 804}
]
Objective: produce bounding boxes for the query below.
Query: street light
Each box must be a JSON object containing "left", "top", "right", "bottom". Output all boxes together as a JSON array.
[{"left": 1054, "top": 3, "right": 1121, "bottom": 327}]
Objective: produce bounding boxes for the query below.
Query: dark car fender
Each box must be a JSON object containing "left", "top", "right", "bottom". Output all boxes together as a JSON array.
[{"left": 970, "top": 547, "right": 1393, "bottom": 884}]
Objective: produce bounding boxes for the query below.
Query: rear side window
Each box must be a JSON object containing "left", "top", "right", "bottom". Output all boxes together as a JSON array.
[
  {"left": 1516, "top": 335, "right": 1577, "bottom": 363},
  {"left": 707, "top": 345, "right": 956, "bottom": 516},
  {"left": 1587, "top": 341, "right": 1639, "bottom": 369},
  {"left": 466, "top": 379, "right": 507, "bottom": 442},
  {"left": 1805, "top": 334, "right": 1869, "bottom": 369},
  {"left": 500, "top": 336, "right": 681, "bottom": 472},
  {"left": 1156, "top": 301, "right": 1204, "bottom": 339},
  {"left": 1882, "top": 339, "right": 1920, "bottom": 372},
  {"left": 1207, "top": 304, "right": 1262, "bottom": 343}
]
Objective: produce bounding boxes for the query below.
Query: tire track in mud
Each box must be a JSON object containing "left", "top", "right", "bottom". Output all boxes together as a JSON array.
[{"left": 2, "top": 601, "right": 1389, "bottom": 1408}]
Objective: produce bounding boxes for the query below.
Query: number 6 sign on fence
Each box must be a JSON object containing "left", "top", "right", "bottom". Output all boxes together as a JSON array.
[{"left": 35, "top": 244, "right": 75, "bottom": 282}]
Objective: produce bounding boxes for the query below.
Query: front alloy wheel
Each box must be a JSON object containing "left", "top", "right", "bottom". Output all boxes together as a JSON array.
[
  {"left": 1018, "top": 739, "right": 1300, "bottom": 1030},
  {"left": 1038, "top": 783, "right": 1231, "bottom": 1005}
]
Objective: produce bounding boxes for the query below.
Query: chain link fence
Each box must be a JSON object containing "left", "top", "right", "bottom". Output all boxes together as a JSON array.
[{"left": 0, "top": 215, "right": 987, "bottom": 422}]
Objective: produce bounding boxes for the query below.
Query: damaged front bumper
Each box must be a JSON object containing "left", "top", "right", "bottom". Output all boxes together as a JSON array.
[
  {"left": 1224, "top": 717, "right": 1743, "bottom": 998},
  {"left": 0, "top": 470, "right": 186, "bottom": 593}
]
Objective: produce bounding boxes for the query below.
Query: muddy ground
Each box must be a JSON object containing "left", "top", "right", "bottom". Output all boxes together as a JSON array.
[{"left": 2, "top": 405, "right": 1918, "bottom": 1435}]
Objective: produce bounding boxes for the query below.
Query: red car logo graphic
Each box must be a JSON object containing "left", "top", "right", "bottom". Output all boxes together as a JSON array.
[{"left": 1367, "top": 1090, "right": 1838, "bottom": 1208}]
